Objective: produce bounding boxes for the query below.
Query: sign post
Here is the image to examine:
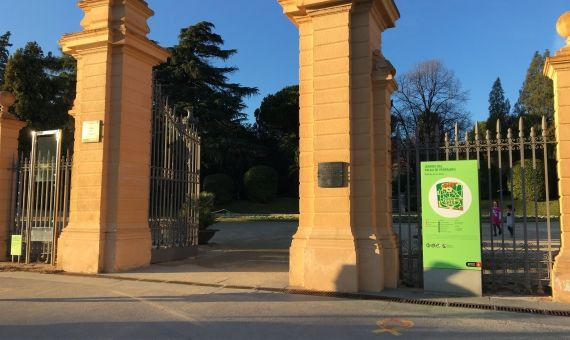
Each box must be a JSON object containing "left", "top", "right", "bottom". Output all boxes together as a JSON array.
[
  {"left": 11, "top": 234, "right": 22, "bottom": 261},
  {"left": 421, "top": 160, "right": 482, "bottom": 296}
]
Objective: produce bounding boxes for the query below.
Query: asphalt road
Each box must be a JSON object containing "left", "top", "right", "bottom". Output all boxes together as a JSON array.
[{"left": 1, "top": 272, "right": 569, "bottom": 339}]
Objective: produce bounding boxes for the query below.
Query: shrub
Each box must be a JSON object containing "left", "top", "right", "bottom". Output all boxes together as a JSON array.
[
  {"left": 244, "top": 166, "right": 279, "bottom": 203},
  {"left": 511, "top": 159, "right": 546, "bottom": 201},
  {"left": 203, "top": 173, "right": 234, "bottom": 205},
  {"left": 199, "top": 192, "right": 216, "bottom": 230}
]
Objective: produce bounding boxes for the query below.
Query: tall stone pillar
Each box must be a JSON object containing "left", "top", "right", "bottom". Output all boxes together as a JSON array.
[
  {"left": 545, "top": 11, "right": 570, "bottom": 303},
  {"left": 0, "top": 92, "right": 25, "bottom": 260},
  {"left": 279, "top": 0, "right": 400, "bottom": 292},
  {"left": 56, "top": 0, "right": 169, "bottom": 273}
]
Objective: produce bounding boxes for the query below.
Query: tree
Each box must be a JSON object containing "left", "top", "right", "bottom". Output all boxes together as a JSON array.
[
  {"left": 0, "top": 31, "right": 11, "bottom": 85},
  {"left": 255, "top": 85, "right": 299, "bottom": 138},
  {"left": 392, "top": 60, "right": 470, "bottom": 142},
  {"left": 2, "top": 42, "right": 76, "bottom": 153},
  {"left": 486, "top": 77, "right": 511, "bottom": 136},
  {"left": 154, "top": 22, "right": 260, "bottom": 184},
  {"left": 513, "top": 51, "right": 554, "bottom": 133},
  {"left": 254, "top": 85, "right": 300, "bottom": 196}
]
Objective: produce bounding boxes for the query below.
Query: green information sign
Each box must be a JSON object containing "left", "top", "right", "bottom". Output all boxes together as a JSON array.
[
  {"left": 10, "top": 235, "right": 22, "bottom": 257},
  {"left": 421, "top": 160, "right": 481, "bottom": 271}
]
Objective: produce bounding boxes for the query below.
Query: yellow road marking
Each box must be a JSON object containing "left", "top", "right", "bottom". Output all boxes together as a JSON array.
[{"left": 374, "top": 318, "right": 414, "bottom": 336}]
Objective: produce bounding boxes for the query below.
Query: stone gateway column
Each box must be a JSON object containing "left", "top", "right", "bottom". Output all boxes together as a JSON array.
[
  {"left": 57, "top": 0, "right": 170, "bottom": 273},
  {"left": 279, "top": 0, "right": 400, "bottom": 292},
  {"left": 545, "top": 11, "right": 570, "bottom": 303},
  {"left": 0, "top": 92, "right": 25, "bottom": 261}
]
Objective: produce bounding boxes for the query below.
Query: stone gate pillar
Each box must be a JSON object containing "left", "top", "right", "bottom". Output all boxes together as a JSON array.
[
  {"left": 0, "top": 92, "right": 25, "bottom": 260},
  {"left": 56, "top": 0, "right": 169, "bottom": 273},
  {"left": 279, "top": 0, "right": 400, "bottom": 292},
  {"left": 545, "top": 11, "right": 570, "bottom": 303}
]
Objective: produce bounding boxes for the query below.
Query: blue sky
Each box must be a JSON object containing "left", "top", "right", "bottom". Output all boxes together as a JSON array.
[{"left": 1, "top": 0, "right": 567, "bottom": 124}]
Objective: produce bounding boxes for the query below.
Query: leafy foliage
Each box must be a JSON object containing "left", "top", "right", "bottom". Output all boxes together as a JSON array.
[
  {"left": 2, "top": 42, "right": 76, "bottom": 153},
  {"left": 513, "top": 51, "right": 554, "bottom": 133},
  {"left": 254, "top": 85, "right": 299, "bottom": 196},
  {"left": 244, "top": 166, "right": 278, "bottom": 203},
  {"left": 511, "top": 159, "right": 546, "bottom": 201},
  {"left": 0, "top": 31, "right": 12, "bottom": 85},
  {"left": 198, "top": 192, "right": 217, "bottom": 230},
  {"left": 203, "top": 173, "right": 235, "bottom": 205}
]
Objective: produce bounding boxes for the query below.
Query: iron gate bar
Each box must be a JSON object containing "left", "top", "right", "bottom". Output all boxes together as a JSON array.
[{"left": 543, "top": 116, "right": 554, "bottom": 279}]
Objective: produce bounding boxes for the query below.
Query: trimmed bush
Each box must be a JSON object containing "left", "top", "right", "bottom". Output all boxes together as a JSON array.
[
  {"left": 244, "top": 166, "right": 279, "bottom": 203},
  {"left": 511, "top": 159, "right": 546, "bottom": 201},
  {"left": 203, "top": 173, "right": 234, "bottom": 205},
  {"left": 199, "top": 192, "right": 216, "bottom": 230}
]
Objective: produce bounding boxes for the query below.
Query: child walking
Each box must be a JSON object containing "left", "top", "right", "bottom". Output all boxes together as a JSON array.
[
  {"left": 491, "top": 201, "right": 502, "bottom": 237},
  {"left": 506, "top": 204, "right": 514, "bottom": 237}
]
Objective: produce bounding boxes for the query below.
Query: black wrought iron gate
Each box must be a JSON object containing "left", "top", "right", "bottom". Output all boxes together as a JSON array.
[
  {"left": 393, "top": 117, "right": 560, "bottom": 295},
  {"left": 148, "top": 82, "right": 201, "bottom": 263}
]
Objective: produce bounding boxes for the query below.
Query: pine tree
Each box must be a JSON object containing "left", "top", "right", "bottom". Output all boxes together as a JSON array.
[
  {"left": 513, "top": 51, "right": 554, "bottom": 133},
  {"left": 154, "top": 21, "right": 259, "bottom": 180},
  {"left": 486, "top": 77, "right": 511, "bottom": 136},
  {"left": 0, "top": 31, "right": 12, "bottom": 85}
]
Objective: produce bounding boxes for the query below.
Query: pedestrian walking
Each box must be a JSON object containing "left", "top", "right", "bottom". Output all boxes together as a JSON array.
[
  {"left": 491, "top": 201, "right": 502, "bottom": 237},
  {"left": 506, "top": 204, "right": 514, "bottom": 237}
]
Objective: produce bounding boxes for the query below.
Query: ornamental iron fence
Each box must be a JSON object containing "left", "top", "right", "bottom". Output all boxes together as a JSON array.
[{"left": 393, "top": 117, "right": 560, "bottom": 295}]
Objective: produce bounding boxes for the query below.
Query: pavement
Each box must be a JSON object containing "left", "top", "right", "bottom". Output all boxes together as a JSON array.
[
  {"left": 2, "top": 221, "right": 570, "bottom": 339},
  {"left": 2, "top": 271, "right": 570, "bottom": 339},
  {"left": 99, "top": 221, "right": 570, "bottom": 313}
]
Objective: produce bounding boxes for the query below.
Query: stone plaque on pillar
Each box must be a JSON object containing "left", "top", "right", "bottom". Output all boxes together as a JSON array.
[
  {"left": 318, "top": 162, "right": 348, "bottom": 188},
  {"left": 82, "top": 120, "right": 101, "bottom": 143}
]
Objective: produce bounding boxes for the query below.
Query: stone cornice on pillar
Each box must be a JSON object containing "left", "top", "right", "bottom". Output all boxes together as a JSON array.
[
  {"left": 372, "top": 50, "right": 397, "bottom": 91},
  {"left": 60, "top": 0, "right": 169, "bottom": 64},
  {"left": 279, "top": 0, "right": 399, "bottom": 27}
]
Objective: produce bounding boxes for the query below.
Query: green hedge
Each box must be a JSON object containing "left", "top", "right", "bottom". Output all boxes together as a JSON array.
[
  {"left": 203, "top": 173, "right": 234, "bottom": 205},
  {"left": 511, "top": 159, "right": 546, "bottom": 201},
  {"left": 244, "top": 166, "right": 279, "bottom": 203}
]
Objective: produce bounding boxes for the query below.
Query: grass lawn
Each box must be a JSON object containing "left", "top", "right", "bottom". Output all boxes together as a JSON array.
[
  {"left": 215, "top": 197, "right": 299, "bottom": 222},
  {"left": 480, "top": 199, "right": 559, "bottom": 218},
  {"left": 218, "top": 197, "right": 299, "bottom": 214},
  {"left": 212, "top": 197, "right": 559, "bottom": 223}
]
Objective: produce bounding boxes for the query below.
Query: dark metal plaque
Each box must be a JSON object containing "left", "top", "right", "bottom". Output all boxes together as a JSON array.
[{"left": 318, "top": 162, "right": 347, "bottom": 188}]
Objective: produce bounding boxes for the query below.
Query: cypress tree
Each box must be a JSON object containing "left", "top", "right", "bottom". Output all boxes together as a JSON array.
[
  {"left": 486, "top": 77, "right": 511, "bottom": 135},
  {"left": 513, "top": 51, "right": 554, "bottom": 133},
  {"left": 0, "top": 31, "right": 12, "bottom": 85}
]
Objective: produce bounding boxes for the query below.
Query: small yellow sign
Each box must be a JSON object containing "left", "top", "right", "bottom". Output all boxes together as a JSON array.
[
  {"left": 10, "top": 235, "right": 22, "bottom": 256},
  {"left": 82, "top": 120, "right": 101, "bottom": 143}
]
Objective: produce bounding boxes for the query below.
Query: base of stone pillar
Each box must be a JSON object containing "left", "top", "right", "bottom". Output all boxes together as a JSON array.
[
  {"left": 57, "top": 225, "right": 104, "bottom": 273},
  {"left": 289, "top": 237, "right": 307, "bottom": 287},
  {"left": 0, "top": 239, "right": 7, "bottom": 261},
  {"left": 552, "top": 258, "right": 570, "bottom": 303},
  {"left": 57, "top": 224, "right": 151, "bottom": 274},
  {"left": 290, "top": 237, "right": 358, "bottom": 292},
  {"left": 356, "top": 238, "right": 385, "bottom": 292},
  {"left": 379, "top": 235, "right": 400, "bottom": 289}
]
